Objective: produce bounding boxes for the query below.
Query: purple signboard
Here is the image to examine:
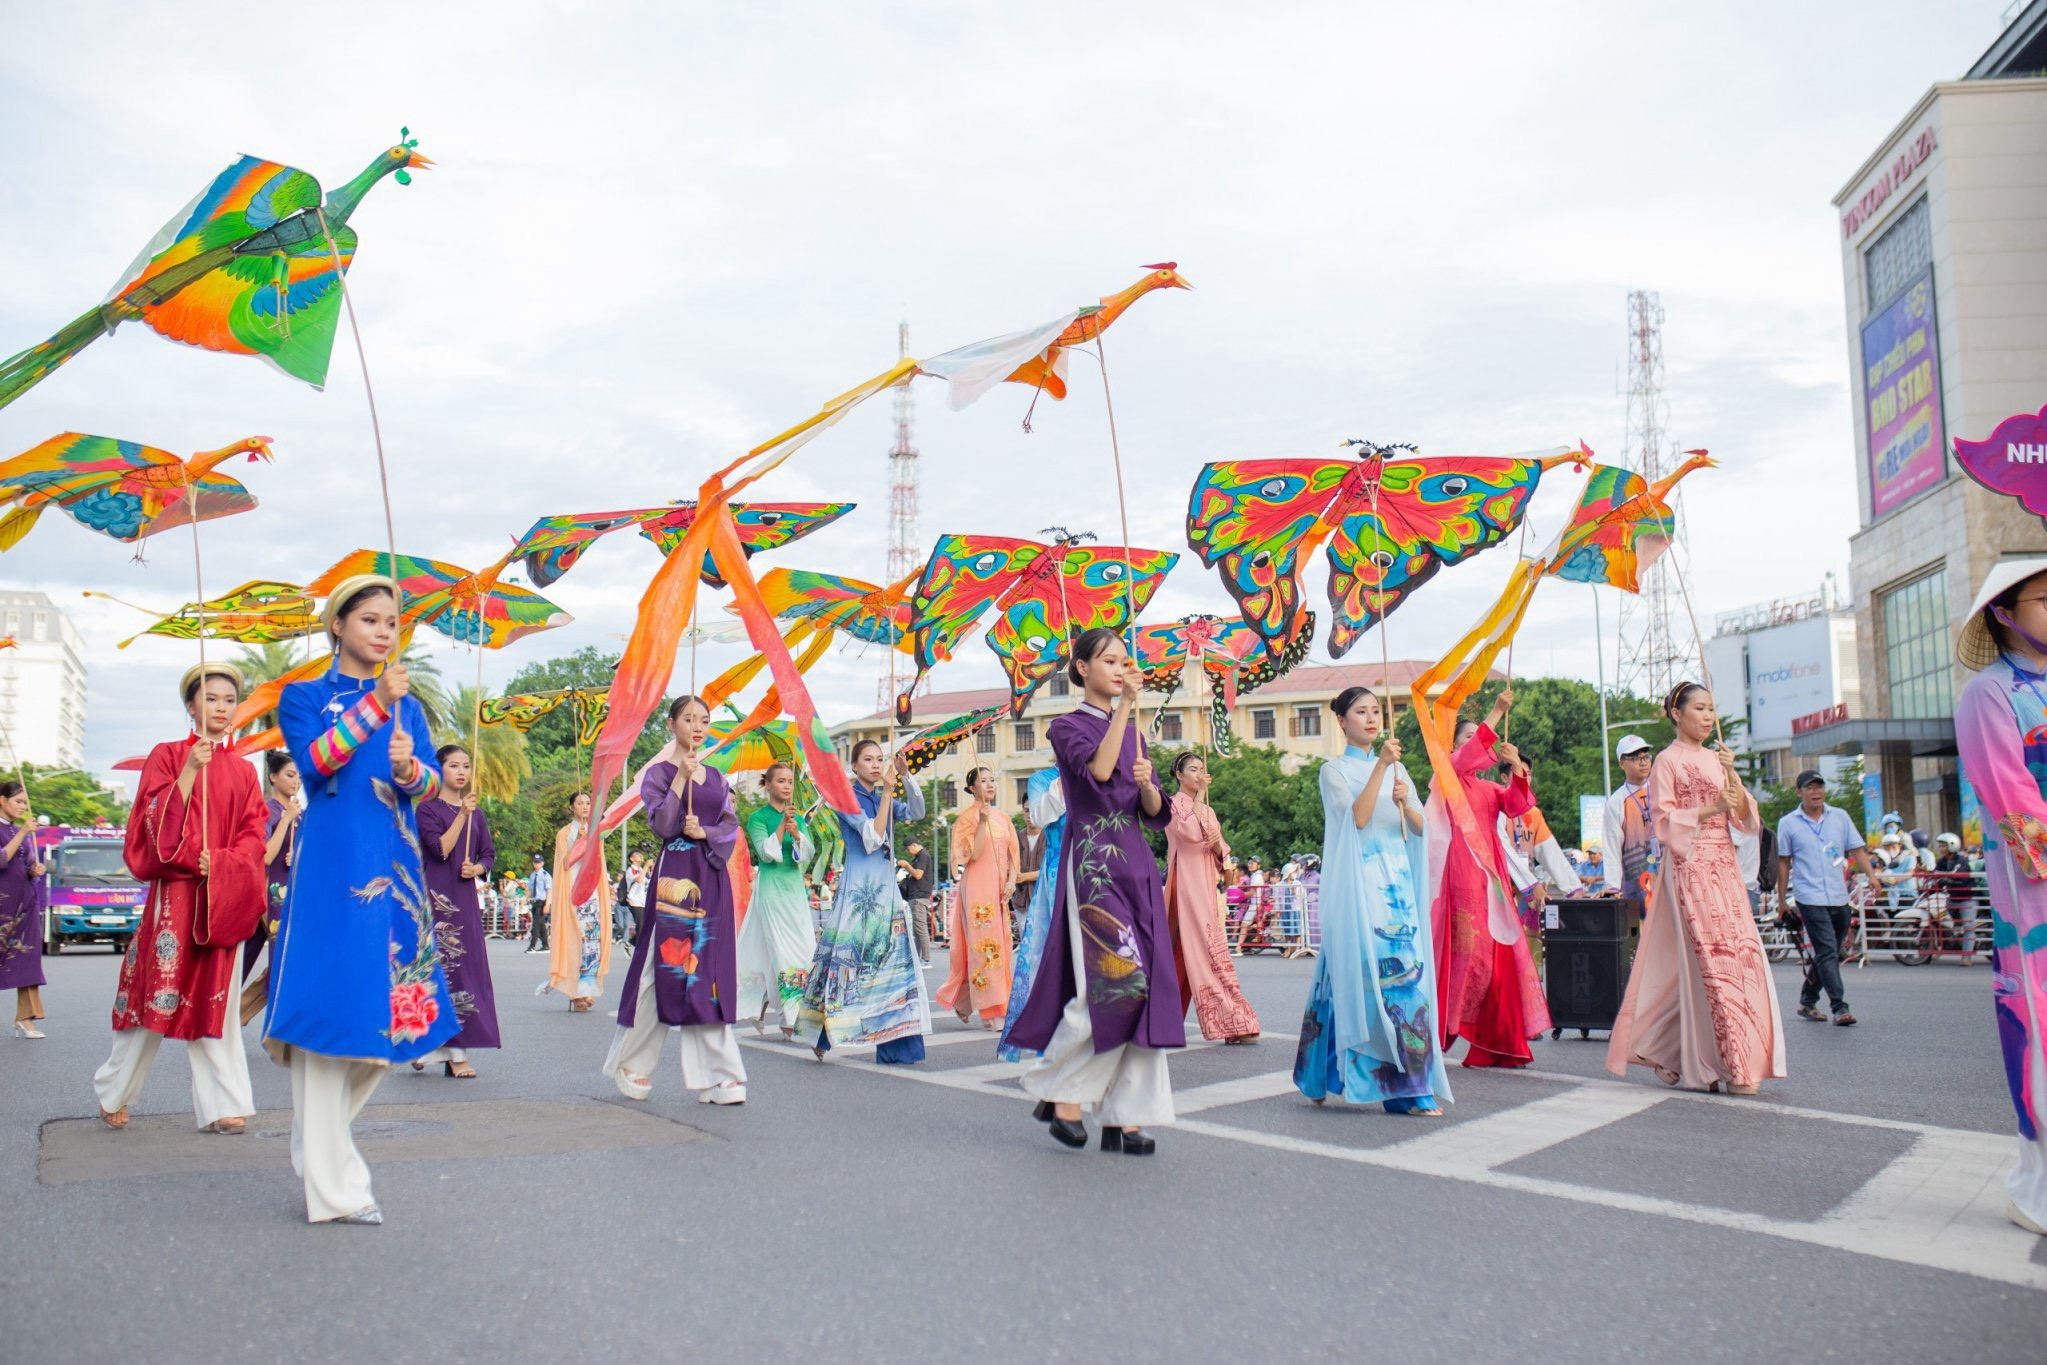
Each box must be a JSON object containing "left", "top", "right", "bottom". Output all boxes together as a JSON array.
[
  {"left": 1861, "top": 267, "right": 1946, "bottom": 519},
  {"left": 1955, "top": 403, "right": 2047, "bottom": 529}
]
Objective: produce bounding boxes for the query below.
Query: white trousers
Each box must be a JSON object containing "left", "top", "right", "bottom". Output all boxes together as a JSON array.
[
  {"left": 1020, "top": 893, "right": 1174, "bottom": 1128},
  {"left": 602, "top": 963, "right": 747, "bottom": 1096},
  {"left": 419, "top": 1046, "right": 469, "bottom": 1065},
  {"left": 92, "top": 1024, "right": 255, "bottom": 1129},
  {"left": 289, "top": 1049, "right": 384, "bottom": 1222}
]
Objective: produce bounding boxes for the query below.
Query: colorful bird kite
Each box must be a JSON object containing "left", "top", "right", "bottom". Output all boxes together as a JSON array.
[
  {"left": 516, "top": 501, "right": 855, "bottom": 590},
  {"left": 1544, "top": 452, "right": 1713, "bottom": 592},
  {"left": 85, "top": 579, "right": 316, "bottom": 648},
  {"left": 0, "top": 133, "right": 431, "bottom": 411},
  {"left": 900, "top": 528, "right": 1178, "bottom": 720},
  {"left": 0, "top": 433, "right": 275, "bottom": 552},
  {"left": 917, "top": 265, "right": 1193, "bottom": 413},
  {"left": 307, "top": 549, "right": 570, "bottom": 649},
  {"left": 3, "top": 136, "right": 428, "bottom": 409},
  {"left": 1134, "top": 612, "right": 1313, "bottom": 754},
  {"left": 751, "top": 567, "right": 916, "bottom": 648},
  {"left": 1185, "top": 441, "right": 1584, "bottom": 658}
]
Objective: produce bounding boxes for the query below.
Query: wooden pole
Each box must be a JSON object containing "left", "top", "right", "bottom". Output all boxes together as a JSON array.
[
  {"left": 315, "top": 207, "right": 403, "bottom": 740},
  {"left": 186, "top": 483, "right": 212, "bottom": 866}
]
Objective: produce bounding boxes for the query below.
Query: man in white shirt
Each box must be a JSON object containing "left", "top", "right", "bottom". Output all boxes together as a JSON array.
[{"left": 1600, "top": 735, "right": 1658, "bottom": 918}]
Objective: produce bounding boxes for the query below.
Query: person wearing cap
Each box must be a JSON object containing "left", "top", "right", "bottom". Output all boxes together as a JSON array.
[
  {"left": 91, "top": 661, "right": 268, "bottom": 1134},
  {"left": 1598, "top": 734, "right": 1658, "bottom": 913},
  {"left": 1952, "top": 554, "right": 2047, "bottom": 1235},
  {"left": 1774, "top": 769, "right": 1876, "bottom": 1026},
  {"left": 263, "top": 576, "right": 459, "bottom": 1225}
]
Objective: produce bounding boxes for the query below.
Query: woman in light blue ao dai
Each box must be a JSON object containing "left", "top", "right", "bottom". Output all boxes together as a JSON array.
[{"left": 1294, "top": 686, "right": 1450, "bottom": 1115}]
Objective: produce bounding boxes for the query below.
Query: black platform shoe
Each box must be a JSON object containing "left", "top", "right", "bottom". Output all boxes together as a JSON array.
[
  {"left": 1032, "top": 1101, "right": 1054, "bottom": 1122},
  {"left": 1099, "top": 1126, "right": 1156, "bottom": 1155},
  {"left": 1047, "top": 1115, "right": 1088, "bottom": 1148}
]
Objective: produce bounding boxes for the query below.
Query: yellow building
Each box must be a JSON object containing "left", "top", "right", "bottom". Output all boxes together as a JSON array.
[{"left": 829, "top": 661, "right": 1478, "bottom": 815}]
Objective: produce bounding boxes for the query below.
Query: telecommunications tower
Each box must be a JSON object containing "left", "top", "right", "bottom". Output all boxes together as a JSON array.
[
  {"left": 886, "top": 321, "right": 920, "bottom": 586},
  {"left": 1612, "top": 290, "right": 1699, "bottom": 701},
  {"left": 881, "top": 322, "right": 923, "bottom": 711}
]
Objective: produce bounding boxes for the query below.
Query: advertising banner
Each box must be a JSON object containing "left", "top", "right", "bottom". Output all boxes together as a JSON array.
[
  {"left": 1862, "top": 268, "right": 1945, "bottom": 519},
  {"left": 1745, "top": 618, "right": 1836, "bottom": 745},
  {"left": 1959, "top": 764, "right": 1983, "bottom": 852},
  {"left": 1578, "top": 793, "right": 1607, "bottom": 853}
]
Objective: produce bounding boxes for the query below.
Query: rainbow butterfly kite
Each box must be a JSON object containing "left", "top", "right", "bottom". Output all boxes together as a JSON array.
[
  {"left": 1134, "top": 612, "right": 1312, "bottom": 755},
  {"left": 900, "top": 528, "right": 1177, "bottom": 720},
  {"left": 1186, "top": 441, "right": 1583, "bottom": 657}
]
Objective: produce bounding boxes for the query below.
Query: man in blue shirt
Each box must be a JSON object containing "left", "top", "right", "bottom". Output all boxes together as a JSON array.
[
  {"left": 1774, "top": 770, "right": 1877, "bottom": 1025},
  {"left": 524, "top": 853, "right": 553, "bottom": 954}
]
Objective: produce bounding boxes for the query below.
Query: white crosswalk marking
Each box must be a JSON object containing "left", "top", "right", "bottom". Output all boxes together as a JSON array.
[
  {"left": 1821, "top": 1127, "right": 2037, "bottom": 1273},
  {"left": 757, "top": 1041, "right": 2043, "bottom": 1291},
  {"left": 1172, "top": 1070, "right": 1310, "bottom": 1114},
  {"left": 1376, "top": 1084, "right": 1667, "bottom": 1172}
]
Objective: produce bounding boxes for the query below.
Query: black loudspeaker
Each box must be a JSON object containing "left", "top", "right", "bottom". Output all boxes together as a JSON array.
[
  {"left": 1544, "top": 940, "right": 1629, "bottom": 1031},
  {"left": 1541, "top": 897, "right": 1636, "bottom": 1035},
  {"left": 1547, "top": 896, "right": 1629, "bottom": 941}
]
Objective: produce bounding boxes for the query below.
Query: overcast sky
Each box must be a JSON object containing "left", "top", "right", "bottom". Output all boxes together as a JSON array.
[{"left": 0, "top": 1, "right": 2011, "bottom": 779}]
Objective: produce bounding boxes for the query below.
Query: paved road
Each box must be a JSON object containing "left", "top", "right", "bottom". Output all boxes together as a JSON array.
[{"left": 3, "top": 942, "right": 2041, "bottom": 1363}]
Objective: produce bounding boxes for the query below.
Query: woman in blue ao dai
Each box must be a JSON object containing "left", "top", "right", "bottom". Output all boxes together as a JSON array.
[
  {"left": 997, "top": 768, "right": 1064, "bottom": 1063},
  {"left": 1294, "top": 686, "right": 1450, "bottom": 1115},
  {"left": 265, "top": 577, "right": 458, "bottom": 1226}
]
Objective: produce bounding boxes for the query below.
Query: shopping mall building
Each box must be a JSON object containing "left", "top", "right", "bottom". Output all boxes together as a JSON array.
[{"left": 1797, "top": 3, "right": 2047, "bottom": 840}]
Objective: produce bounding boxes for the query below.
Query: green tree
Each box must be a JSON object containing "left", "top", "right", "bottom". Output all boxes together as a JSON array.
[
  {"left": 446, "top": 684, "right": 531, "bottom": 801},
  {"left": 1389, "top": 677, "right": 1669, "bottom": 847},
  {"left": 1181, "top": 743, "right": 1326, "bottom": 867},
  {"left": 228, "top": 639, "right": 311, "bottom": 686},
  {"left": 401, "top": 646, "right": 453, "bottom": 736},
  {"left": 1753, "top": 754, "right": 1866, "bottom": 836},
  {"left": 9, "top": 764, "right": 123, "bottom": 827},
  {"left": 474, "top": 646, "right": 672, "bottom": 878},
  {"left": 227, "top": 639, "right": 318, "bottom": 731}
]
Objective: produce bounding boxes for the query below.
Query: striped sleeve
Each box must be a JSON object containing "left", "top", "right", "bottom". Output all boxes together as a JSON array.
[
  {"left": 306, "top": 692, "right": 390, "bottom": 777},
  {"left": 395, "top": 757, "right": 439, "bottom": 802}
]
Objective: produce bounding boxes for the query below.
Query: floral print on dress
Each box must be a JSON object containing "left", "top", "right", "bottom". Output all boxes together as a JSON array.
[{"left": 365, "top": 777, "right": 447, "bottom": 1044}]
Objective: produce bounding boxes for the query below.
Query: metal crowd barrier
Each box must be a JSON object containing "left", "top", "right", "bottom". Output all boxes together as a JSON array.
[
  {"left": 1854, "top": 871, "right": 1989, "bottom": 965},
  {"left": 1229, "top": 884, "right": 1321, "bottom": 958},
  {"left": 1754, "top": 873, "right": 1990, "bottom": 968}
]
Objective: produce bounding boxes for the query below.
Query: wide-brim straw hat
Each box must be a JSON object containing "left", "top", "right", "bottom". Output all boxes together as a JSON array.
[
  {"left": 320, "top": 573, "right": 399, "bottom": 636},
  {"left": 1958, "top": 556, "right": 2047, "bottom": 670},
  {"left": 178, "top": 660, "right": 245, "bottom": 701}
]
